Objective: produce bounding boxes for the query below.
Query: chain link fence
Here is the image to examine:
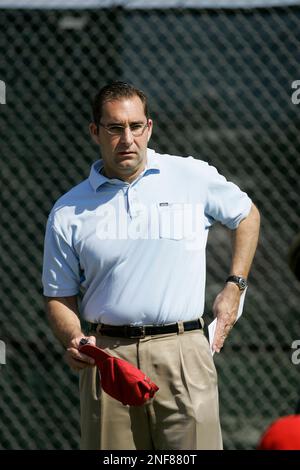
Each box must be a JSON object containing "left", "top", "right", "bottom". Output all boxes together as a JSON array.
[{"left": 1, "top": 4, "right": 300, "bottom": 450}]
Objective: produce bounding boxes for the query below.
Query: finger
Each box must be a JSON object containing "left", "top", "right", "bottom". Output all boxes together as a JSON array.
[
  {"left": 224, "top": 324, "right": 233, "bottom": 336},
  {"left": 87, "top": 335, "right": 96, "bottom": 346},
  {"left": 212, "top": 336, "right": 225, "bottom": 353},
  {"left": 213, "top": 316, "right": 235, "bottom": 349},
  {"left": 66, "top": 347, "right": 95, "bottom": 365},
  {"left": 67, "top": 358, "right": 93, "bottom": 371},
  {"left": 212, "top": 320, "right": 226, "bottom": 348},
  {"left": 213, "top": 325, "right": 235, "bottom": 352},
  {"left": 212, "top": 325, "right": 227, "bottom": 353},
  {"left": 65, "top": 353, "right": 95, "bottom": 371}
]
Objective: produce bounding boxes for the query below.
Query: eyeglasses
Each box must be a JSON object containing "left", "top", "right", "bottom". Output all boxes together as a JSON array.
[{"left": 98, "top": 122, "right": 149, "bottom": 137}]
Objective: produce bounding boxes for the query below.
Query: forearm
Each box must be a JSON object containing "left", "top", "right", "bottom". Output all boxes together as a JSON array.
[
  {"left": 45, "top": 296, "right": 83, "bottom": 348},
  {"left": 212, "top": 203, "right": 260, "bottom": 352},
  {"left": 45, "top": 296, "right": 95, "bottom": 371},
  {"left": 230, "top": 203, "right": 260, "bottom": 278}
]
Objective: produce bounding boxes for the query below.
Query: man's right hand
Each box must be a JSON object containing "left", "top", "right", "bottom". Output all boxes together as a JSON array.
[{"left": 65, "top": 335, "right": 96, "bottom": 371}]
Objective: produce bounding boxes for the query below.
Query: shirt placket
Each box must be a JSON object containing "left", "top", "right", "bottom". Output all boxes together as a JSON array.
[{"left": 126, "top": 186, "right": 142, "bottom": 219}]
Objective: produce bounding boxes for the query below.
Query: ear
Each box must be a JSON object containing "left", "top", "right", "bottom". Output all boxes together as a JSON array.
[
  {"left": 147, "top": 119, "right": 153, "bottom": 142},
  {"left": 89, "top": 122, "right": 100, "bottom": 145}
]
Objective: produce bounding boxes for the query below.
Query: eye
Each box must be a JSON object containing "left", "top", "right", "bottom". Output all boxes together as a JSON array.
[
  {"left": 108, "top": 125, "right": 124, "bottom": 133},
  {"left": 130, "top": 124, "right": 143, "bottom": 131}
]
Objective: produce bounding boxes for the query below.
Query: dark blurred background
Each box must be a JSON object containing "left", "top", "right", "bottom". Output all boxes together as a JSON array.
[{"left": 0, "top": 2, "right": 300, "bottom": 449}]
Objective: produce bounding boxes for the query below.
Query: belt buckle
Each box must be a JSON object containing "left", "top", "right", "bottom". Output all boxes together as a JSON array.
[{"left": 127, "top": 325, "right": 146, "bottom": 339}]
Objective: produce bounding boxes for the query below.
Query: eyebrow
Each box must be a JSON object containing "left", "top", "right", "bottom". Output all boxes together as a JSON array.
[{"left": 106, "top": 120, "right": 145, "bottom": 126}]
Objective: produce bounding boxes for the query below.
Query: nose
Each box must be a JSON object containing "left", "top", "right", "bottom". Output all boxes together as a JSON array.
[{"left": 120, "top": 126, "right": 134, "bottom": 145}]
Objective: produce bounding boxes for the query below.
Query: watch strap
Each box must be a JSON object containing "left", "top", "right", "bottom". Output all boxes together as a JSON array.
[{"left": 226, "top": 275, "right": 248, "bottom": 291}]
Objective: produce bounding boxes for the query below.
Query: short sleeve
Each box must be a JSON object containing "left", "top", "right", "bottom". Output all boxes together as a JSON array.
[
  {"left": 203, "top": 164, "right": 252, "bottom": 229},
  {"left": 42, "top": 214, "right": 80, "bottom": 297}
]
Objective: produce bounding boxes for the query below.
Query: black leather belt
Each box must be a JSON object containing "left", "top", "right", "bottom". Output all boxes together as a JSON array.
[{"left": 89, "top": 319, "right": 202, "bottom": 339}]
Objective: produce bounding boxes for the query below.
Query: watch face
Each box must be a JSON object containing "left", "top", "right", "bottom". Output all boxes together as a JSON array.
[{"left": 239, "top": 278, "right": 247, "bottom": 290}]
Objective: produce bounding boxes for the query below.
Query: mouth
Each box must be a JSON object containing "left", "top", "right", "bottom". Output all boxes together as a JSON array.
[{"left": 117, "top": 151, "right": 136, "bottom": 156}]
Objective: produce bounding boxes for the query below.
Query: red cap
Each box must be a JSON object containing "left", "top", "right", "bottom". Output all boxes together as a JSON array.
[
  {"left": 79, "top": 342, "right": 159, "bottom": 406},
  {"left": 258, "top": 415, "right": 300, "bottom": 450}
]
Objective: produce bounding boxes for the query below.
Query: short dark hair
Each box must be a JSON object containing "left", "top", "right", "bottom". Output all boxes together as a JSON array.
[{"left": 92, "top": 81, "right": 149, "bottom": 129}]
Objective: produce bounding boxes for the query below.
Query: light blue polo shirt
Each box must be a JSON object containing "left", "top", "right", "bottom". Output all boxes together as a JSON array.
[{"left": 42, "top": 148, "right": 252, "bottom": 325}]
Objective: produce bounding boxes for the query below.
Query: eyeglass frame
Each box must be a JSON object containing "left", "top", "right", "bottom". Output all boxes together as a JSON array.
[{"left": 97, "top": 121, "right": 149, "bottom": 137}]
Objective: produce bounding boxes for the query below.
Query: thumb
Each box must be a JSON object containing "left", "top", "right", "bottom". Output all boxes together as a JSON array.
[{"left": 78, "top": 335, "right": 97, "bottom": 348}]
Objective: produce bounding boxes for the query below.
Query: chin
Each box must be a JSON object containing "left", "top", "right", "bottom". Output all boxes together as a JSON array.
[
  {"left": 119, "top": 164, "right": 137, "bottom": 174},
  {"left": 117, "top": 158, "right": 139, "bottom": 170}
]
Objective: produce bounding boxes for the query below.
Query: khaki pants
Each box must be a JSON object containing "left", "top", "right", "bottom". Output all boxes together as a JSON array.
[{"left": 79, "top": 328, "right": 222, "bottom": 450}]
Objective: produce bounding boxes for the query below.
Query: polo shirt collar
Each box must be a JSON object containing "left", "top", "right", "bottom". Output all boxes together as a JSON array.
[{"left": 88, "top": 148, "right": 160, "bottom": 192}]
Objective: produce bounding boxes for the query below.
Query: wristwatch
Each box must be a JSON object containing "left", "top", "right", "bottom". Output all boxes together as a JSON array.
[{"left": 225, "top": 275, "right": 248, "bottom": 291}]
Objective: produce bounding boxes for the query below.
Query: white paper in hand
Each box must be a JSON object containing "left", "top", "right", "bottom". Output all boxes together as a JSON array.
[{"left": 208, "top": 288, "right": 247, "bottom": 356}]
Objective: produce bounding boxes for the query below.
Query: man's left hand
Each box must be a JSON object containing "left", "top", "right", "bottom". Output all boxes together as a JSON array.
[{"left": 212, "top": 282, "right": 241, "bottom": 353}]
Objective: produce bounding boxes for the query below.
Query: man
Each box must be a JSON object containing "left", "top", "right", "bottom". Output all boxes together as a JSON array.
[{"left": 42, "top": 81, "right": 260, "bottom": 450}]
